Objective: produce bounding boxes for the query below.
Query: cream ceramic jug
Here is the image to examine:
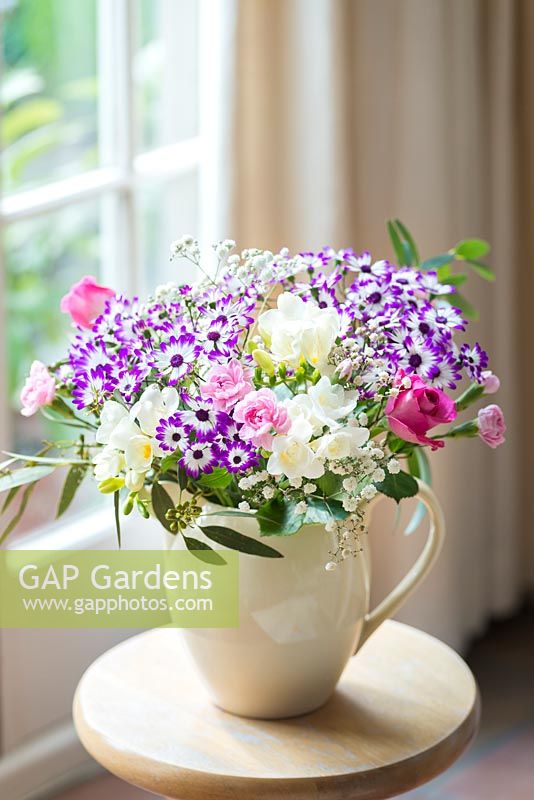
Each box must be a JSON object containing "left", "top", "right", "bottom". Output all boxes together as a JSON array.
[{"left": 165, "top": 479, "right": 444, "bottom": 719}]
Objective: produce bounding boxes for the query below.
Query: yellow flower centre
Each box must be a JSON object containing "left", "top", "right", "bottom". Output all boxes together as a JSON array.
[{"left": 142, "top": 442, "right": 151, "bottom": 460}]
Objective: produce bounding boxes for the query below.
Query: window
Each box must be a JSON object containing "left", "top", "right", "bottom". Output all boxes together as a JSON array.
[{"left": 1, "top": 0, "right": 202, "bottom": 534}]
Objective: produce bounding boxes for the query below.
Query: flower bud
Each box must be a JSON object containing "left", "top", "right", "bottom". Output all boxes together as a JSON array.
[
  {"left": 252, "top": 349, "right": 275, "bottom": 375},
  {"left": 136, "top": 497, "right": 150, "bottom": 518},
  {"left": 98, "top": 477, "right": 125, "bottom": 494},
  {"left": 123, "top": 493, "right": 136, "bottom": 515}
]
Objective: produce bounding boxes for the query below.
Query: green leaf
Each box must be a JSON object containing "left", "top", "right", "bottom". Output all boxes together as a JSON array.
[
  {"left": 455, "top": 238, "right": 490, "bottom": 260},
  {"left": 421, "top": 253, "right": 454, "bottom": 270},
  {"left": 41, "top": 397, "right": 96, "bottom": 430},
  {"left": 465, "top": 259, "right": 495, "bottom": 282},
  {"left": 257, "top": 498, "right": 304, "bottom": 536},
  {"left": 197, "top": 468, "right": 233, "bottom": 490},
  {"left": 314, "top": 473, "right": 342, "bottom": 498},
  {"left": 444, "top": 291, "right": 479, "bottom": 321},
  {"left": 444, "top": 274, "right": 468, "bottom": 287},
  {"left": 57, "top": 465, "right": 87, "bottom": 518},
  {"left": 178, "top": 468, "right": 188, "bottom": 491},
  {"left": 387, "top": 220, "right": 407, "bottom": 265},
  {"left": 201, "top": 509, "right": 258, "bottom": 519},
  {"left": 375, "top": 470, "right": 418, "bottom": 503},
  {"left": 394, "top": 219, "right": 420, "bottom": 265},
  {"left": 2, "top": 486, "right": 21, "bottom": 514},
  {"left": 114, "top": 490, "right": 121, "bottom": 548},
  {"left": 159, "top": 454, "right": 179, "bottom": 473},
  {"left": 151, "top": 482, "right": 175, "bottom": 532},
  {"left": 258, "top": 496, "right": 348, "bottom": 537},
  {"left": 0, "top": 482, "right": 38, "bottom": 544},
  {"left": 0, "top": 465, "right": 55, "bottom": 493},
  {"left": 2, "top": 451, "right": 88, "bottom": 466},
  {"left": 201, "top": 525, "right": 283, "bottom": 558},
  {"left": 182, "top": 536, "right": 226, "bottom": 565},
  {"left": 302, "top": 496, "right": 348, "bottom": 525}
]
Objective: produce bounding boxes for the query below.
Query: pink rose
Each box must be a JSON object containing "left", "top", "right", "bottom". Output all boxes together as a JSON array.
[
  {"left": 60, "top": 275, "right": 114, "bottom": 329},
  {"left": 477, "top": 404, "right": 506, "bottom": 449},
  {"left": 481, "top": 370, "right": 500, "bottom": 395},
  {"left": 200, "top": 360, "right": 254, "bottom": 411},
  {"left": 20, "top": 361, "right": 56, "bottom": 417},
  {"left": 234, "top": 388, "right": 291, "bottom": 449},
  {"left": 385, "top": 370, "right": 457, "bottom": 450}
]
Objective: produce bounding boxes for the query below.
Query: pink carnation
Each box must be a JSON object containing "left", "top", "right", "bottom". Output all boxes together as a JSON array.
[
  {"left": 200, "top": 360, "right": 253, "bottom": 411},
  {"left": 234, "top": 389, "right": 291, "bottom": 449},
  {"left": 385, "top": 370, "right": 457, "bottom": 450},
  {"left": 60, "top": 275, "right": 114, "bottom": 329},
  {"left": 20, "top": 361, "right": 56, "bottom": 417},
  {"left": 481, "top": 370, "right": 500, "bottom": 395},
  {"left": 477, "top": 404, "right": 506, "bottom": 449}
]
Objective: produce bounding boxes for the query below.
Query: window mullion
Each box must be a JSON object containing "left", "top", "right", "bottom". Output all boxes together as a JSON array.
[{"left": 98, "top": 0, "right": 139, "bottom": 295}]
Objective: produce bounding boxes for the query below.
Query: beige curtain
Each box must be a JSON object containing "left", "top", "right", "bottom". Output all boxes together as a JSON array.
[{"left": 207, "top": 0, "right": 531, "bottom": 649}]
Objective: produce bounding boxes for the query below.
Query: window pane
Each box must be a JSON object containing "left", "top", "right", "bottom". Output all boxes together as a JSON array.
[
  {"left": 2, "top": 0, "right": 98, "bottom": 194},
  {"left": 5, "top": 199, "right": 102, "bottom": 449},
  {"left": 139, "top": 170, "right": 199, "bottom": 287},
  {"left": 4, "top": 200, "right": 104, "bottom": 536},
  {"left": 135, "top": 0, "right": 199, "bottom": 151}
]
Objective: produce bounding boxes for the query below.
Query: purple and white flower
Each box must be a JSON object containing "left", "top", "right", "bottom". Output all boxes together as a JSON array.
[
  {"left": 155, "top": 415, "right": 190, "bottom": 452},
  {"left": 219, "top": 441, "right": 260, "bottom": 473},
  {"left": 154, "top": 334, "right": 200, "bottom": 384},
  {"left": 180, "top": 441, "right": 216, "bottom": 477},
  {"left": 460, "top": 342, "right": 489, "bottom": 382}
]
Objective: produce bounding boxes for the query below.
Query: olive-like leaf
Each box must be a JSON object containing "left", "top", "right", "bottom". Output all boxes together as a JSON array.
[
  {"left": 182, "top": 536, "right": 226, "bottom": 565},
  {"left": 0, "top": 482, "right": 38, "bottom": 544},
  {"left": 201, "top": 525, "right": 283, "bottom": 558},
  {"left": 0, "top": 465, "right": 55, "bottom": 493},
  {"left": 151, "top": 482, "right": 175, "bottom": 532},
  {"left": 114, "top": 490, "right": 122, "bottom": 548},
  {"left": 57, "top": 465, "right": 87, "bottom": 518}
]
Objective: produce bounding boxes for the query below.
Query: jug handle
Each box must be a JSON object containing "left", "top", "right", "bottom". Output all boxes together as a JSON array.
[{"left": 355, "top": 478, "right": 445, "bottom": 653}]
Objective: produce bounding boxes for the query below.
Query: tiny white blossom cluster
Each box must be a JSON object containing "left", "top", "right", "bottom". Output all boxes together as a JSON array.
[
  {"left": 222, "top": 247, "right": 305, "bottom": 294},
  {"left": 169, "top": 234, "right": 201, "bottom": 263}
]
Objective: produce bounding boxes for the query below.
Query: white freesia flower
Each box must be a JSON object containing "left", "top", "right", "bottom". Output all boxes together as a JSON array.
[
  {"left": 107, "top": 416, "right": 143, "bottom": 451},
  {"left": 258, "top": 293, "right": 339, "bottom": 368},
  {"left": 125, "top": 469, "right": 146, "bottom": 492},
  {"left": 285, "top": 394, "right": 323, "bottom": 441},
  {"left": 93, "top": 446, "right": 125, "bottom": 481},
  {"left": 314, "top": 426, "right": 369, "bottom": 461},
  {"left": 130, "top": 384, "right": 179, "bottom": 437},
  {"left": 308, "top": 377, "right": 357, "bottom": 429},
  {"left": 267, "top": 435, "right": 325, "bottom": 480},
  {"left": 284, "top": 377, "right": 357, "bottom": 443},
  {"left": 96, "top": 400, "right": 129, "bottom": 444},
  {"left": 125, "top": 434, "right": 154, "bottom": 472}
]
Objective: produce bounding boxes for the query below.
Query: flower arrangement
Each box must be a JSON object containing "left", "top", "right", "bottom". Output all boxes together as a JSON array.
[{"left": 1, "top": 221, "right": 505, "bottom": 565}]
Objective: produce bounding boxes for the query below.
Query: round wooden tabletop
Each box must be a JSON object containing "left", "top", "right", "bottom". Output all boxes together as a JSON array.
[{"left": 74, "top": 621, "right": 480, "bottom": 800}]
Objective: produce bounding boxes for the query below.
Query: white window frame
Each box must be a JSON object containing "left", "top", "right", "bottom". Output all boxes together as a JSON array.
[{"left": 0, "top": 0, "right": 205, "bottom": 549}]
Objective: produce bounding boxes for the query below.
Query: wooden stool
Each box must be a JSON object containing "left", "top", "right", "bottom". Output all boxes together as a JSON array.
[{"left": 73, "top": 621, "right": 480, "bottom": 799}]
